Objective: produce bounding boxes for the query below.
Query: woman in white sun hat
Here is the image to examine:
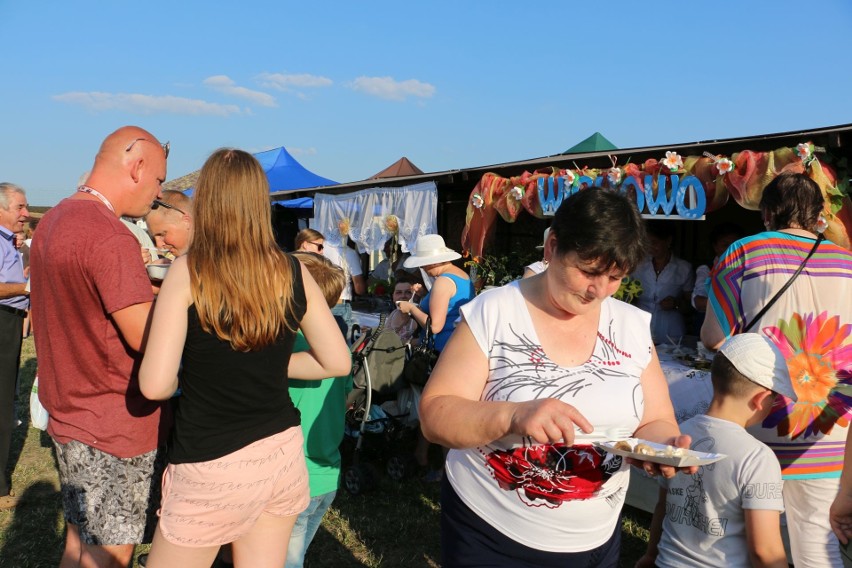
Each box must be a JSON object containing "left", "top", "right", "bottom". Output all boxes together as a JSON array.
[
  {"left": 396, "top": 234, "right": 475, "bottom": 480},
  {"left": 396, "top": 234, "right": 475, "bottom": 353}
]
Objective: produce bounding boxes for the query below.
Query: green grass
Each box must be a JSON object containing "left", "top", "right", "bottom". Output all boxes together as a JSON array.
[{"left": 0, "top": 337, "right": 653, "bottom": 567}]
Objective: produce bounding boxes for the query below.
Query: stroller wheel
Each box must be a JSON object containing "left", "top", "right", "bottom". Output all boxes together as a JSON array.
[
  {"left": 343, "top": 464, "right": 377, "bottom": 496},
  {"left": 386, "top": 453, "right": 416, "bottom": 482}
]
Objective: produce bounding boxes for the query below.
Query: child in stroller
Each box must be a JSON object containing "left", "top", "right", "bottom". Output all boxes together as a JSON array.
[{"left": 342, "top": 312, "right": 423, "bottom": 495}]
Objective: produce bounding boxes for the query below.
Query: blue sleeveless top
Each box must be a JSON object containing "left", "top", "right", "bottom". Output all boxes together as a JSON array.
[{"left": 420, "top": 273, "right": 475, "bottom": 351}]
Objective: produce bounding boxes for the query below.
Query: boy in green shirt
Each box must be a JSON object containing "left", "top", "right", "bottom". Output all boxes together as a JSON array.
[{"left": 287, "top": 251, "right": 352, "bottom": 568}]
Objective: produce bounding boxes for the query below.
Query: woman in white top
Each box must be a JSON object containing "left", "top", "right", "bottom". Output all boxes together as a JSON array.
[
  {"left": 631, "top": 221, "right": 695, "bottom": 344},
  {"left": 419, "top": 189, "right": 692, "bottom": 567}
]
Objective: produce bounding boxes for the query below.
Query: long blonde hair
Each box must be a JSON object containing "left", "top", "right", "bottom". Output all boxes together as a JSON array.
[{"left": 189, "top": 148, "right": 297, "bottom": 351}]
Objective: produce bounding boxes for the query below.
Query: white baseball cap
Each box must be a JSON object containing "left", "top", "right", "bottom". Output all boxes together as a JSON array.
[{"left": 719, "top": 333, "right": 797, "bottom": 401}]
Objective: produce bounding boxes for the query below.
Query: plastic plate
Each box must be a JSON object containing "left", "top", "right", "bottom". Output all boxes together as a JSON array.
[{"left": 594, "top": 438, "right": 726, "bottom": 467}]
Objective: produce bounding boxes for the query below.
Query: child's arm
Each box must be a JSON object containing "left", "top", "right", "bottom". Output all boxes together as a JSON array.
[
  {"left": 635, "top": 487, "right": 667, "bottom": 568},
  {"left": 744, "top": 509, "right": 787, "bottom": 568}
]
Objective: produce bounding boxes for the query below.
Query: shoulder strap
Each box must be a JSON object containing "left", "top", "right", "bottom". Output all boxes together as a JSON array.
[{"left": 742, "top": 234, "right": 824, "bottom": 332}]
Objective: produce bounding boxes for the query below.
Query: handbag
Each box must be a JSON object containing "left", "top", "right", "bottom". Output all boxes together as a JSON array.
[{"left": 403, "top": 316, "right": 439, "bottom": 387}]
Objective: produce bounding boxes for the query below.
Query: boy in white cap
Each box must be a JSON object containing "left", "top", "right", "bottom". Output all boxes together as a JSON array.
[{"left": 637, "top": 333, "right": 796, "bottom": 568}]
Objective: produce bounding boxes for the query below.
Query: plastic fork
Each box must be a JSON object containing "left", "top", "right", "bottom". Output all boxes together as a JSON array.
[{"left": 573, "top": 427, "right": 633, "bottom": 442}]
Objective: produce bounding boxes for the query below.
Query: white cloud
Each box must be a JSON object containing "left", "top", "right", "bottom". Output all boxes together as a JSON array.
[
  {"left": 288, "top": 147, "right": 318, "bottom": 157},
  {"left": 202, "top": 75, "right": 277, "bottom": 107},
  {"left": 256, "top": 72, "right": 333, "bottom": 91},
  {"left": 53, "top": 92, "right": 242, "bottom": 116},
  {"left": 348, "top": 76, "right": 436, "bottom": 101}
]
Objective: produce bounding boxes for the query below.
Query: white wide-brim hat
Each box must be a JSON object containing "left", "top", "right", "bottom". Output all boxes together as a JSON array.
[
  {"left": 403, "top": 234, "right": 461, "bottom": 268},
  {"left": 719, "top": 333, "right": 797, "bottom": 401},
  {"left": 535, "top": 227, "right": 551, "bottom": 250}
]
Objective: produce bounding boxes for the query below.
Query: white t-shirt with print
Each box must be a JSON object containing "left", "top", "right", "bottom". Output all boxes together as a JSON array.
[
  {"left": 657, "top": 414, "right": 784, "bottom": 568},
  {"left": 445, "top": 282, "right": 653, "bottom": 552}
]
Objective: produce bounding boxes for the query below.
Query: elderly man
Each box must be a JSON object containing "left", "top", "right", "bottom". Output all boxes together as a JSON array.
[
  {"left": 0, "top": 182, "right": 29, "bottom": 510},
  {"left": 144, "top": 189, "right": 193, "bottom": 257},
  {"left": 30, "top": 126, "right": 170, "bottom": 568}
]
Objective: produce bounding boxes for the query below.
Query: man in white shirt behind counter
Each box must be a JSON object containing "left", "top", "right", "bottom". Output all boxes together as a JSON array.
[{"left": 323, "top": 240, "right": 365, "bottom": 342}]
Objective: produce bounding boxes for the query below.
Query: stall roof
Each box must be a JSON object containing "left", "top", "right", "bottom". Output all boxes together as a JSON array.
[{"left": 269, "top": 123, "right": 852, "bottom": 199}]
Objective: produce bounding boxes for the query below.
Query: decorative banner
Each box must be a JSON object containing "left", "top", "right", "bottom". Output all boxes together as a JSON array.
[{"left": 460, "top": 143, "right": 852, "bottom": 257}]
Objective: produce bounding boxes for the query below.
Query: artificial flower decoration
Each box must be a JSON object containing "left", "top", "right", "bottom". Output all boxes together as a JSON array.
[
  {"left": 817, "top": 214, "right": 829, "bottom": 234},
  {"left": 607, "top": 167, "right": 622, "bottom": 186},
  {"left": 338, "top": 217, "right": 351, "bottom": 237},
  {"left": 384, "top": 214, "right": 399, "bottom": 235},
  {"left": 796, "top": 142, "right": 815, "bottom": 165},
  {"left": 471, "top": 193, "right": 484, "bottom": 209},
  {"left": 662, "top": 151, "right": 684, "bottom": 172},
  {"left": 715, "top": 157, "right": 734, "bottom": 176},
  {"left": 510, "top": 185, "right": 524, "bottom": 200},
  {"left": 562, "top": 169, "right": 576, "bottom": 186}
]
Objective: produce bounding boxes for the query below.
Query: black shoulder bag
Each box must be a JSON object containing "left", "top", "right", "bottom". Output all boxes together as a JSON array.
[
  {"left": 403, "top": 316, "right": 439, "bottom": 387},
  {"left": 742, "top": 233, "right": 824, "bottom": 332}
]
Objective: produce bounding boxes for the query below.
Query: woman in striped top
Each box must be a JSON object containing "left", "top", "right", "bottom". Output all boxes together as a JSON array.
[{"left": 702, "top": 171, "right": 852, "bottom": 568}]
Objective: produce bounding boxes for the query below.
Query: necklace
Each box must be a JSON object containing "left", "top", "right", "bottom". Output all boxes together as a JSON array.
[{"left": 77, "top": 185, "right": 115, "bottom": 213}]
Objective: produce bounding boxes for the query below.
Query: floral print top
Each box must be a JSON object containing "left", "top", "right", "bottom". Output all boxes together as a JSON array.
[
  {"left": 708, "top": 231, "right": 852, "bottom": 479},
  {"left": 445, "top": 283, "right": 653, "bottom": 552}
]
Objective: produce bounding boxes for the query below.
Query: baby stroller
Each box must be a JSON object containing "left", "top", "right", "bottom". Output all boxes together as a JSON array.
[{"left": 342, "top": 314, "right": 421, "bottom": 495}]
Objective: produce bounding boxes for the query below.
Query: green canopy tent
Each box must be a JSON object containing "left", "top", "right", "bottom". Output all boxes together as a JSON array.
[{"left": 563, "top": 132, "right": 617, "bottom": 154}]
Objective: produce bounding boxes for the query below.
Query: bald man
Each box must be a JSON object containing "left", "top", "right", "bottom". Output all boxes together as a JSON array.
[
  {"left": 30, "top": 126, "right": 170, "bottom": 568},
  {"left": 145, "top": 189, "right": 193, "bottom": 257}
]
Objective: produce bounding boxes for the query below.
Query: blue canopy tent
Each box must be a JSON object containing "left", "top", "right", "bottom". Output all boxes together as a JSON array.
[{"left": 183, "top": 146, "right": 336, "bottom": 208}]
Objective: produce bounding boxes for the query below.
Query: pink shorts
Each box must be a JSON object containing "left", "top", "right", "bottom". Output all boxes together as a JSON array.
[{"left": 158, "top": 427, "right": 309, "bottom": 547}]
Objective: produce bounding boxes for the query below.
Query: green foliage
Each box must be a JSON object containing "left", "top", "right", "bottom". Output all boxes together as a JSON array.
[{"left": 464, "top": 251, "right": 540, "bottom": 289}]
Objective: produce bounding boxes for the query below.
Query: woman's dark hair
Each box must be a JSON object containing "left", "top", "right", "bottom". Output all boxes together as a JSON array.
[
  {"left": 550, "top": 188, "right": 647, "bottom": 274},
  {"left": 759, "top": 172, "right": 824, "bottom": 231}
]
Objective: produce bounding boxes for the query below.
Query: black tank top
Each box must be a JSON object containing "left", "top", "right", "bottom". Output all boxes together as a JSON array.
[{"left": 168, "top": 256, "right": 307, "bottom": 464}]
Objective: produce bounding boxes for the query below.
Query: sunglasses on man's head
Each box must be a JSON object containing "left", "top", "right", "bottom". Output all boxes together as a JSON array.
[
  {"left": 126, "top": 138, "right": 170, "bottom": 159},
  {"left": 151, "top": 200, "right": 185, "bottom": 215}
]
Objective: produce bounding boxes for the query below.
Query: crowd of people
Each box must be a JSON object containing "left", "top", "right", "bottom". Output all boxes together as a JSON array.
[{"left": 0, "top": 124, "right": 850, "bottom": 568}]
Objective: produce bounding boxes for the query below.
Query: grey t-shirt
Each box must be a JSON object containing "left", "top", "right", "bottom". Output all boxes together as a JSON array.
[{"left": 657, "top": 414, "right": 784, "bottom": 568}]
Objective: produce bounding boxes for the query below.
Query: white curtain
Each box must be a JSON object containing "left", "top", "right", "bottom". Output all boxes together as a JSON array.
[{"left": 312, "top": 182, "right": 438, "bottom": 254}]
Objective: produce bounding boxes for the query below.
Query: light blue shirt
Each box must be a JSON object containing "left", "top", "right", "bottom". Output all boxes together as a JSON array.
[{"left": 0, "top": 225, "right": 28, "bottom": 310}]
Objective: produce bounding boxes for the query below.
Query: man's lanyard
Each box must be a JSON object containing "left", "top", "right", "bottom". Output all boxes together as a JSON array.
[{"left": 77, "top": 185, "right": 115, "bottom": 213}]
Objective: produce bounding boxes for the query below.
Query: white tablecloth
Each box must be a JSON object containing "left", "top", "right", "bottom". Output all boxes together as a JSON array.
[
  {"left": 351, "top": 310, "right": 382, "bottom": 334},
  {"left": 659, "top": 358, "right": 713, "bottom": 424},
  {"left": 626, "top": 357, "right": 712, "bottom": 513}
]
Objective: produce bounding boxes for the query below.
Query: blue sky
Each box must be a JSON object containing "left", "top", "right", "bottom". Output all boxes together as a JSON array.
[{"left": 2, "top": 0, "right": 851, "bottom": 206}]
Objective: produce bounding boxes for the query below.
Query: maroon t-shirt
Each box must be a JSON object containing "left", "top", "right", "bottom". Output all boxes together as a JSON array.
[{"left": 31, "top": 199, "right": 168, "bottom": 458}]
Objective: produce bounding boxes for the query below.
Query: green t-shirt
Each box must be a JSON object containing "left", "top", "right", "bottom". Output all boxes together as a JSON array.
[{"left": 289, "top": 331, "right": 353, "bottom": 497}]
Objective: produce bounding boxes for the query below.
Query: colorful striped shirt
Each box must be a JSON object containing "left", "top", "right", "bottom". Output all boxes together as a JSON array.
[{"left": 708, "top": 231, "right": 852, "bottom": 479}]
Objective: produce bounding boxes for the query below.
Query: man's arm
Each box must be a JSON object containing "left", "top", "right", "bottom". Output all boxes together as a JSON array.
[
  {"left": 111, "top": 301, "right": 154, "bottom": 352},
  {"left": 351, "top": 273, "right": 366, "bottom": 296},
  {"left": 0, "top": 282, "right": 28, "bottom": 299}
]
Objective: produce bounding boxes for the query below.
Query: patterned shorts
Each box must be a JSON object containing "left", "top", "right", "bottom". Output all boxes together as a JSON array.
[
  {"left": 158, "top": 427, "right": 309, "bottom": 547},
  {"left": 53, "top": 439, "right": 165, "bottom": 546}
]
